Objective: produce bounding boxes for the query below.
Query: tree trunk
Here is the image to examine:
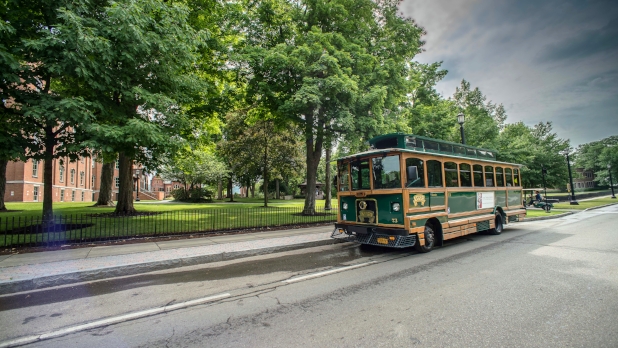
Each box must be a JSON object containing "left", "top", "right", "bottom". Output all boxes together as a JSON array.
[
  {"left": 217, "top": 179, "right": 223, "bottom": 200},
  {"left": 251, "top": 182, "right": 255, "bottom": 198},
  {"left": 114, "top": 152, "right": 136, "bottom": 214},
  {"left": 94, "top": 161, "right": 115, "bottom": 206},
  {"left": 302, "top": 120, "right": 324, "bottom": 215},
  {"left": 325, "top": 145, "right": 332, "bottom": 210},
  {"left": 0, "top": 159, "right": 7, "bottom": 212},
  {"left": 227, "top": 177, "right": 234, "bottom": 202},
  {"left": 275, "top": 179, "right": 280, "bottom": 200},
  {"left": 42, "top": 135, "right": 55, "bottom": 222}
]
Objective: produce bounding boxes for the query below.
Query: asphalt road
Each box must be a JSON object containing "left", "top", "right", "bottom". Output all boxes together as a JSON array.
[{"left": 1, "top": 205, "right": 617, "bottom": 347}]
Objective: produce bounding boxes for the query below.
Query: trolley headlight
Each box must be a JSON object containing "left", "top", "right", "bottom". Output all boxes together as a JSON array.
[
  {"left": 342, "top": 202, "right": 349, "bottom": 210},
  {"left": 392, "top": 202, "right": 401, "bottom": 212}
]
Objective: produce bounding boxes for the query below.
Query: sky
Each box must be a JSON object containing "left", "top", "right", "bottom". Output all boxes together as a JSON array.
[{"left": 400, "top": 0, "right": 618, "bottom": 147}]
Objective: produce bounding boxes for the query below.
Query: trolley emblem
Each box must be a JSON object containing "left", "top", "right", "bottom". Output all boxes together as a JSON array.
[{"left": 412, "top": 194, "right": 426, "bottom": 207}]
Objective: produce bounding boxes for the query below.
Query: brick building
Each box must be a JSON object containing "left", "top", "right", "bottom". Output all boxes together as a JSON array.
[
  {"left": 4, "top": 157, "right": 167, "bottom": 202},
  {"left": 573, "top": 168, "right": 596, "bottom": 189},
  {"left": 5, "top": 157, "right": 96, "bottom": 203}
]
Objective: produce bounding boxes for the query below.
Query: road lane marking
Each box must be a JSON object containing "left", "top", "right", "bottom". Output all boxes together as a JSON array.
[
  {"left": 0, "top": 293, "right": 231, "bottom": 348},
  {"left": 283, "top": 262, "right": 378, "bottom": 284}
]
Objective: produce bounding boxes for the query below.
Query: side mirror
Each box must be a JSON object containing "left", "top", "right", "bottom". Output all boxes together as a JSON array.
[
  {"left": 406, "top": 166, "right": 420, "bottom": 187},
  {"left": 407, "top": 166, "right": 418, "bottom": 182}
]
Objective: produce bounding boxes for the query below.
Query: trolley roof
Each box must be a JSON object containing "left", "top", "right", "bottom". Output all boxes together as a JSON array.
[{"left": 336, "top": 133, "right": 522, "bottom": 167}]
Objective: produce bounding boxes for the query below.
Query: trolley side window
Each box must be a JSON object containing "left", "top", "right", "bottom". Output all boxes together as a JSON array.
[
  {"left": 460, "top": 163, "right": 472, "bottom": 187},
  {"left": 445, "top": 162, "right": 459, "bottom": 187},
  {"left": 496, "top": 167, "right": 505, "bottom": 187},
  {"left": 427, "top": 160, "right": 443, "bottom": 187},
  {"left": 513, "top": 168, "right": 520, "bottom": 186},
  {"left": 338, "top": 162, "right": 350, "bottom": 191},
  {"left": 351, "top": 160, "right": 371, "bottom": 190},
  {"left": 405, "top": 158, "right": 425, "bottom": 188},
  {"left": 473, "top": 164, "right": 484, "bottom": 187},
  {"left": 372, "top": 155, "right": 401, "bottom": 189},
  {"left": 505, "top": 168, "right": 513, "bottom": 186},
  {"left": 485, "top": 166, "right": 495, "bottom": 187}
]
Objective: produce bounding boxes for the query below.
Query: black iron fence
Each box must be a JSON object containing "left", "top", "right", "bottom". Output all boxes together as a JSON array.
[{"left": 0, "top": 206, "right": 338, "bottom": 248}]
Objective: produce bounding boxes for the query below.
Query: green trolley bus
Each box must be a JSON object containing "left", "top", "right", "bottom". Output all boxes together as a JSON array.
[{"left": 331, "top": 133, "right": 526, "bottom": 252}]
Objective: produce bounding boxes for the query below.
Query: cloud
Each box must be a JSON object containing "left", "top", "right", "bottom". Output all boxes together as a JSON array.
[
  {"left": 539, "top": 18, "right": 618, "bottom": 62},
  {"left": 399, "top": 0, "right": 618, "bottom": 146}
]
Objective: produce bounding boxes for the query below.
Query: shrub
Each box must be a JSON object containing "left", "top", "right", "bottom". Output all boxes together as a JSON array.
[{"left": 172, "top": 187, "right": 214, "bottom": 202}]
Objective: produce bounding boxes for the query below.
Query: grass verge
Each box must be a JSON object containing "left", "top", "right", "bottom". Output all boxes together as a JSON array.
[
  {"left": 0, "top": 199, "right": 339, "bottom": 248},
  {"left": 553, "top": 197, "right": 618, "bottom": 210}
]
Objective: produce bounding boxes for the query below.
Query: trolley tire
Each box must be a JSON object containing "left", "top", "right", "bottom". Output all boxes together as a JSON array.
[
  {"left": 415, "top": 223, "right": 436, "bottom": 253},
  {"left": 488, "top": 213, "right": 504, "bottom": 235},
  {"left": 545, "top": 205, "right": 552, "bottom": 212}
]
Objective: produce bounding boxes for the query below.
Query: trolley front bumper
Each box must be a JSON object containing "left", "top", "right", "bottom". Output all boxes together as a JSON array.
[{"left": 331, "top": 223, "right": 416, "bottom": 248}]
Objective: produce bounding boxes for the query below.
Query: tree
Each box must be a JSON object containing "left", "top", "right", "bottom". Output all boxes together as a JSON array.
[
  {"left": 61, "top": 0, "right": 206, "bottom": 214},
  {"left": 241, "top": 0, "right": 424, "bottom": 214},
  {"left": 452, "top": 79, "right": 506, "bottom": 147},
  {"left": 1, "top": 0, "right": 94, "bottom": 220},
  {"left": 575, "top": 135, "right": 618, "bottom": 186},
  {"left": 219, "top": 108, "right": 303, "bottom": 207},
  {"left": 495, "top": 121, "right": 569, "bottom": 189},
  {"left": 160, "top": 148, "right": 228, "bottom": 194}
]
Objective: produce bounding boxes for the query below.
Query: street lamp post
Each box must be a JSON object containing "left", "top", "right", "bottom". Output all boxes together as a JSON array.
[
  {"left": 457, "top": 113, "right": 465, "bottom": 145},
  {"left": 133, "top": 169, "right": 141, "bottom": 202},
  {"left": 562, "top": 149, "right": 578, "bottom": 205},
  {"left": 608, "top": 164, "right": 616, "bottom": 199}
]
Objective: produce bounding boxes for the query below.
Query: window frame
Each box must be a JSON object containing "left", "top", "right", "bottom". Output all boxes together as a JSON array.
[
  {"left": 444, "top": 161, "right": 459, "bottom": 187},
  {"left": 32, "top": 160, "right": 39, "bottom": 178},
  {"left": 426, "top": 159, "right": 444, "bottom": 188},
  {"left": 459, "top": 163, "right": 472, "bottom": 187}
]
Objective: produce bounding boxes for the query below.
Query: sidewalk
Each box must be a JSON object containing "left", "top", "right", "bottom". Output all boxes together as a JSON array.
[{"left": 0, "top": 225, "right": 338, "bottom": 295}]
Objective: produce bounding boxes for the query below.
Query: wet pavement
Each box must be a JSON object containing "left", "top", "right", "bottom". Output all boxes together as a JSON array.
[{"left": 0, "top": 225, "right": 338, "bottom": 294}]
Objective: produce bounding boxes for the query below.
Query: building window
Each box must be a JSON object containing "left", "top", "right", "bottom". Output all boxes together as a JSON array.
[
  {"left": 71, "top": 190, "right": 75, "bottom": 201},
  {"left": 32, "top": 160, "right": 39, "bottom": 177},
  {"left": 92, "top": 175, "right": 96, "bottom": 187},
  {"left": 81, "top": 191, "right": 84, "bottom": 201},
  {"left": 80, "top": 171, "right": 85, "bottom": 186},
  {"left": 60, "top": 189, "right": 65, "bottom": 201},
  {"left": 115, "top": 161, "right": 119, "bottom": 169},
  {"left": 115, "top": 177, "right": 120, "bottom": 188},
  {"left": 70, "top": 169, "right": 75, "bottom": 184},
  {"left": 33, "top": 186, "right": 39, "bottom": 201},
  {"left": 59, "top": 165, "right": 65, "bottom": 182}
]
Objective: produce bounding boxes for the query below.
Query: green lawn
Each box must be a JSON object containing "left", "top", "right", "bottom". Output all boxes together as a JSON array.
[
  {"left": 2, "top": 198, "right": 338, "bottom": 218},
  {"left": 0, "top": 198, "right": 339, "bottom": 248},
  {"left": 524, "top": 209, "right": 564, "bottom": 218},
  {"left": 553, "top": 197, "right": 618, "bottom": 210}
]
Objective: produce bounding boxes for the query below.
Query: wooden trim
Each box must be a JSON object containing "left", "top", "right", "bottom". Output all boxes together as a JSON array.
[
  {"left": 448, "top": 209, "right": 493, "bottom": 218},
  {"left": 467, "top": 214, "right": 495, "bottom": 223},
  {"left": 408, "top": 212, "right": 448, "bottom": 221},
  {"left": 410, "top": 226, "right": 425, "bottom": 234},
  {"left": 505, "top": 209, "right": 526, "bottom": 216},
  {"left": 431, "top": 205, "right": 446, "bottom": 211},
  {"left": 408, "top": 207, "right": 430, "bottom": 213}
]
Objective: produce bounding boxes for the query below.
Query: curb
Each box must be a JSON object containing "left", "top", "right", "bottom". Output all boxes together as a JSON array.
[
  {"left": 584, "top": 201, "right": 618, "bottom": 211},
  {"left": 0, "top": 238, "right": 343, "bottom": 295},
  {"left": 522, "top": 211, "right": 574, "bottom": 222}
]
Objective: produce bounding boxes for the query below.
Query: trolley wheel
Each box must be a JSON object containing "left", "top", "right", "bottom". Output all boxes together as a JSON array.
[
  {"left": 488, "top": 213, "right": 504, "bottom": 235},
  {"left": 415, "top": 223, "right": 435, "bottom": 253},
  {"left": 545, "top": 205, "right": 552, "bottom": 213}
]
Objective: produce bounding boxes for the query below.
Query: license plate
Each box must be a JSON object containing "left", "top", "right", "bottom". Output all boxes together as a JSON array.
[{"left": 376, "top": 237, "right": 389, "bottom": 245}]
